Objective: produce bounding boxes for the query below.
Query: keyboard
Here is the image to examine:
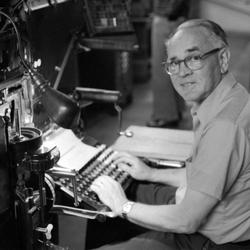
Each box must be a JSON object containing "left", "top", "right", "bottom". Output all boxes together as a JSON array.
[{"left": 53, "top": 145, "right": 132, "bottom": 212}]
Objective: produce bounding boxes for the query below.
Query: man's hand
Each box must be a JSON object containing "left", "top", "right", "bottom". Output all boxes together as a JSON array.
[
  {"left": 112, "top": 152, "right": 153, "bottom": 181},
  {"left": 90, "top": 175, "right": 128, "bottom": 216}
]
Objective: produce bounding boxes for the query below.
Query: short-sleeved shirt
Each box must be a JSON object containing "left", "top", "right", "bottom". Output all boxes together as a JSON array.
[{"left": 188, "top": 73, "right": 250, "bottom": 244}]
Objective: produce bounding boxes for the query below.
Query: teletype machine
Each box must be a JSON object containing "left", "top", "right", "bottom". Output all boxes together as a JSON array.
[
  {"left": 0, "top": 73, "right": 132, "bottom": 250},
  {"left": 0, "top": 3, "right": 135, "bottom": 249}
]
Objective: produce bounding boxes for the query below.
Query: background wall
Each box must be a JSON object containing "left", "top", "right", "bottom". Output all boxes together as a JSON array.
[
  {"left": 200, "top": 0, "right": 250, "bottom": 33},
  {"left": 200, "top": 0, "right": 250, "bottom": 90}
]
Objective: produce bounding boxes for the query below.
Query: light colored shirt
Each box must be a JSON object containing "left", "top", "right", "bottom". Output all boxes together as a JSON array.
[{"left": 188, "top": 73, "right": 250, "bottom": 244}]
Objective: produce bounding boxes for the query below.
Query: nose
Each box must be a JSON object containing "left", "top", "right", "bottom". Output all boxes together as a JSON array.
[{"left": 178, "top": 61, "right": 192, "bottom": 77}]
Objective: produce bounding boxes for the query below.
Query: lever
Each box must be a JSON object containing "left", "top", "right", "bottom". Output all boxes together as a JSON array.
[
  {"left": 47, "top": 167, "right": 79, "bottom": 207},
  {"left": 51, "top": 205, "right": 115, "bottom": 219},
  {"left": 114, "top": 103, "right": 133, "bottom": 137},
  {"left": 36, "top": 224, "right": 53, "bottom": 240}
]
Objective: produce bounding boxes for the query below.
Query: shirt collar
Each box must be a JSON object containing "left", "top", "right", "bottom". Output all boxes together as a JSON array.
[{"left": 191, "top": 73, "right": 237, "bottom": 126}]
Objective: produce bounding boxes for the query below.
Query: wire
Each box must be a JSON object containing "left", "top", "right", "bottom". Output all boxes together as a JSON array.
[
  {"left": 0, "top": 10, "right": 30, "bottom": 71},
  {"left": 0, "top": 19, "right": 9, "bottom": 33},
  {"left": 12, "top": 1, "right": 24, "bottom": 12}
]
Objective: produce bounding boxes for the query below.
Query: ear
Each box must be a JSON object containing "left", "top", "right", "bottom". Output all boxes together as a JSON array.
[{"left": 219, "top": 47, "right": 230, "bottom": 74}]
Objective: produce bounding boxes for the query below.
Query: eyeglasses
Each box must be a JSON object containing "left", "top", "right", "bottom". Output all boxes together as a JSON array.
[{"left": 163, "top": 47, "right": 223, "bottom": 75}]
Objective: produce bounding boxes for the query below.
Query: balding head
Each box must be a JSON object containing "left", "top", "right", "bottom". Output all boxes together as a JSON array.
[{"left": 167, "top": 19, "right": 228, "bottom": 49}]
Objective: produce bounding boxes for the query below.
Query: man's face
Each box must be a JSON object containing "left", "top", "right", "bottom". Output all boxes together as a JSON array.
[{"left": 166, "top": 27, "right": 224, "bottom": 105}]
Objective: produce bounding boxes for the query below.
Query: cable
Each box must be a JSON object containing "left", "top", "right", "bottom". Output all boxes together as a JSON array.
[
  {"left": 0, "top": 19, "right": 9, "bottom": 33},
  {"left": 12, "top": 0, "right": 24, "bottom": 12},
  {"left": 0, "top": 10, "right": 30, "bottom": 71}
]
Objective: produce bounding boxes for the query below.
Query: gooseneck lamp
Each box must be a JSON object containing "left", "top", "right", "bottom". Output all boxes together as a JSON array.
[{"left": 0, "top": 10, "right": 81, "bottom": 129}]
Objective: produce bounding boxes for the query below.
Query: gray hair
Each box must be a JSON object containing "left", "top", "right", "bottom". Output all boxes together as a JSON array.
[{"left": 168, "top": 19, "right": 228, "bottom": 47}]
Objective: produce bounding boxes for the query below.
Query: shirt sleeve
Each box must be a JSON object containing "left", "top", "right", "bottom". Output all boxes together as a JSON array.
[{"left": 188, "top": 120, "right": 247, "bottom": 200}]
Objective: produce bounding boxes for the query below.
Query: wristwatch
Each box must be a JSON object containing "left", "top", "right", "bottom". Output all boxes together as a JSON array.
[{"left": 121, "top": 201, "right": 135, "bottom": 219}]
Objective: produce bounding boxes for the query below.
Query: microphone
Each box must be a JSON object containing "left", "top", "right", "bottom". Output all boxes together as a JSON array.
[{"left": 74, "top": 87, "right": 121, "bottom": 104}]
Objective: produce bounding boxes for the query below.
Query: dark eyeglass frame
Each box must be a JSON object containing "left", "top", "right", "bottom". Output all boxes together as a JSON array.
[{"left": 163, "top": 47, "right": 224, "bottom": 75}]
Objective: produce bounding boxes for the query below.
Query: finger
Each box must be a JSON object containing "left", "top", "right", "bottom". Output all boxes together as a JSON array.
[
  {"left": 99, "top": 176, "right": 124, "bottom": 192},
  {"left": 113, "top": 156, "right": 135, "bottom": 166},
  {"left": 111, "top": 151, "right": 132, "bottom": 161},
  {"left": 94, "top": 175, "right": 118, "bottom": 190},
  {"left": 91, "top": 177, "right": 109, "bottom": 190},
  {"left": 98, "top": 175, "right": 114, "bottom": 183},
  {"left": 90, "top": 183, "right": 101, "bottom": 193},
  {"left": 90, "top": 177, "right": 105, "bottom": 187},
  {"left": 101, "top": 175, "right": 120, "bottom": 186},
  {"left": 94, "top": 175, "right": 110, "bottom": 183},
  {"left": 117, "top": 162, "right": 133, "bottom": 173},
  {"left": 113, "top": 151, "right": 131, "bottom": 157},
  {"left": 90, "top": 181, "right": 110, "bottom": 197}
]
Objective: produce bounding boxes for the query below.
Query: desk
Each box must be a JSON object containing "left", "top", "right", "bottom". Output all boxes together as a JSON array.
[{"left": 113, "top": 125, "right": 194, "bottom": 162}]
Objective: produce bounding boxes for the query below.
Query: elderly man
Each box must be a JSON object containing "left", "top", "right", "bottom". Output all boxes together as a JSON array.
[{"left": 90, "top": 19, "right": 250, "bottom": 250}]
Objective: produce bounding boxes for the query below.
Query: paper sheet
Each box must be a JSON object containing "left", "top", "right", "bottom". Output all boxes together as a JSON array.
[
  {"left": 43, "top": 128, "right": 99, "bottom": 171},
  {"left": 113, "top": 126, "right": 194, "bottom": 161}
]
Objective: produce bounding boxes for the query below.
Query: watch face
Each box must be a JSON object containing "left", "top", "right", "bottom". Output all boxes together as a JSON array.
[
  {"left": 124, "top": 203, "right": 131, "bottom": 213},
  {"left": 122, "top": 201, "right": 134, "bottom": 216}
]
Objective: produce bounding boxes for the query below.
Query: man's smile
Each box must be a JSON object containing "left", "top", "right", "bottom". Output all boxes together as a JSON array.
[{"left": 179, "top": 81, "right": 196, "bottom": 89}]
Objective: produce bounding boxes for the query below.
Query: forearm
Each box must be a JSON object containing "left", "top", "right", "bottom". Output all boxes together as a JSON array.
[
  {"left": 147, "top": 167, "right": 186, "bottom": 187},
  {"left": 122, "top": 188, "right": 217, "bottom": 234},
  {"left": 125, "top": 202, "right": 193, "bottom": 233},
  {"left": 91, "top": 177, "right": 217, "bottom": 235}
]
